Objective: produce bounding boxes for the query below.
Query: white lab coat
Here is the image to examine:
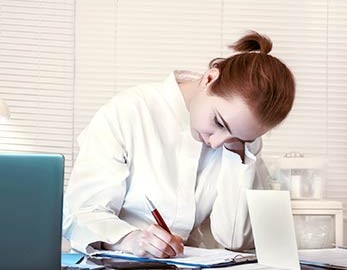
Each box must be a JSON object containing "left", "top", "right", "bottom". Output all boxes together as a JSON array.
[{"left": 63, "top": 71, "right": 270, "bottom": 253}]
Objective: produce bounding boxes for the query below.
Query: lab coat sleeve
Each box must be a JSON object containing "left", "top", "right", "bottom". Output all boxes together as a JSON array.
[
  {"left": 209, "top": 137, "right": 270, "bottom": 251},
  {"left": 63, "top": 100, "right": 138, "bottom": 253}
]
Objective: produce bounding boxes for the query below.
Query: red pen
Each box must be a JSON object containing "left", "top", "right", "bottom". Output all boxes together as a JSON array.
[{"left": 145, "top": 195, "right": 172, "bottom": 234}]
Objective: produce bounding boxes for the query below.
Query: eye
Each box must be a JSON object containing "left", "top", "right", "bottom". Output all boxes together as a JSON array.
[{"left": 214, "top": 116, "right": 224, "bottom": 128}]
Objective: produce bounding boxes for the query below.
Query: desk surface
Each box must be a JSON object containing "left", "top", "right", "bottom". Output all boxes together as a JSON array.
[{"left": 62, "top": 238, "right": 344, "bottom": 270}]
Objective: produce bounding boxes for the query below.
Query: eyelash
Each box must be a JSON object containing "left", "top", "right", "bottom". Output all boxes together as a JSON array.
[{"left": 214, "top": 116, "right": 224, "bottom": 128}]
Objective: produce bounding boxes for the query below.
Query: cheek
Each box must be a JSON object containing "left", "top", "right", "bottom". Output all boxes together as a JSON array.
[
  {"left": 189, "top": 96, "right": 212, "bottom": 132},
  {"left": 190, "top": 111, "right": 209, "bottom": 132},
  {"left": 189, "top": 101, "right": 200, "bottom": 128}
]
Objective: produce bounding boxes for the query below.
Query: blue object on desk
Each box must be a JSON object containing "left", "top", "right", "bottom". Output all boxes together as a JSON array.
[
  {"left": 62, "top": 253, "right": 85, "bottom": 266},
  {"left": 62, "top": 253, "right": 106, "bottom": 269}
]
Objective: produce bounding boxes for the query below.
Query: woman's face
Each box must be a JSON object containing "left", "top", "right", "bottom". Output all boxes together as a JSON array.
[{"left": 188, "top": 90, "right": 268, "bottom": 149}]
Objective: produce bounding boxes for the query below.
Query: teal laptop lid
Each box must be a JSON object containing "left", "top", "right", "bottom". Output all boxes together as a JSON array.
[{"left": 0, "top": 152, "right": 64, "bottom": 270}]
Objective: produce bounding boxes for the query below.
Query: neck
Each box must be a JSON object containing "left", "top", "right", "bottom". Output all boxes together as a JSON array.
[{"left": 178, "top": 79, "right": 202, "bottom": 110}]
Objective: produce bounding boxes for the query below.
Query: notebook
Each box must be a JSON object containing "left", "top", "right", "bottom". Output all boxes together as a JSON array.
[
  {"left": 89, "top": 245, "right": 257, "bottom": 268},
  {"left": 0, "top": 152, "right": 64, "bottom": 270},
  {"left": 247, "top": 190, "right": 300, "bottom": 270}
]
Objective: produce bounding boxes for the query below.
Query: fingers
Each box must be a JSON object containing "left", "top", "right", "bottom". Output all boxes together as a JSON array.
[
  {"left": 113, "top": 225, "right": 184, "bottom": 258},
  {"left": 136, "top": 225, "right": 184, "bottom": 258},
  {"left": 148, "top": 225, "right": 184, "bottom": 257},
  {"left": 172, "top": 234, "right": 184, "bottom": 256},
  {"left": 224, "top": 138, "right": 245, "bottom": 148},
  {"left": 225, "top": 137, "right": 242, "bottom": 144}
]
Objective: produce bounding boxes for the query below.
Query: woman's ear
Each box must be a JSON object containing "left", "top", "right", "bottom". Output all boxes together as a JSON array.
[{"left": 202, "top": 68, "right": 220, "bottom": 88}]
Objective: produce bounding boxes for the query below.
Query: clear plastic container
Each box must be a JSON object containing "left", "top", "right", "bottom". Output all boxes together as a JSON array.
[
  {"left": 276, "top": 154, "right": 326, "bottom": 200},
  {"left": 294, "top": 215, "right": 335, "bottom": 249},
  {"left": 291, "top": 200, "right": 343, "bottom": 249}
]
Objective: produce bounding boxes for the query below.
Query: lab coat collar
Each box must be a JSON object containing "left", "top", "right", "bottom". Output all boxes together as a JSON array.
[
  {"left": 162, "top": 70, "right": 201, "bottom": 131},
  {"left": 161, "top": 72, "right": 204, "bottom": 238}
]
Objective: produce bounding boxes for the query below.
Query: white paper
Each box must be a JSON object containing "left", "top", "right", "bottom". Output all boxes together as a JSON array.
[
  {"left": 218, "top": 265, "right": 288, "bottom": 270},
  {"left": 299, "top": 248, "right": 347, "bottom": 268},
  {"left": 164, "top": 246, "right": 255, "bottom": 265},
  {"left": 247, "top": 190, "right": 300, "bottom": 270},
  {"left": 91, "top": 246, "right": 256, "bottom": 267}
]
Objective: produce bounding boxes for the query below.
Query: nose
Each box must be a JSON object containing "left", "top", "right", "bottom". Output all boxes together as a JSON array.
[{"left": 208, "top": 133, "right": 229, "bottom": 149}]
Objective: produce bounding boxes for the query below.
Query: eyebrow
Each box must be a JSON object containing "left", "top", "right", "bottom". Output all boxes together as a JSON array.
[{"left": 216, "top": 111, "right": 255, "bottom": 143}]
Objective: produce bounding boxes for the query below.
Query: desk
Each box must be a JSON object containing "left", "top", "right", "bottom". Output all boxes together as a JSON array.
[
  {"left": 64, "top": 254, "right": 341, "bottom": 270},
  {"left": 62, "top": 239, "right": 346, "bottom": 270}
]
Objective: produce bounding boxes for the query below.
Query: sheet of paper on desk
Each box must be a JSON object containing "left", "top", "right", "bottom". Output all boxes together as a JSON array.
[
  {"left": 217, "top": 264, "right": 288, "bottom": 270},
  {"left": 247, "top": 190, "right": 300, "bottom": 270},
  {"left": 90, "top": 246, "right": 257, "bottom": 267},
  {"left": 162, "top": 246, "right": 256, "bottom": 266},
  {"left": 299, "top": 248, "right": 347, "bottom": 268}
]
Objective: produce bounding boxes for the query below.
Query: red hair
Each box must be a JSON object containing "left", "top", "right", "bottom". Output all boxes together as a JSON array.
[{"left": 209, "top": 31, "right": 295, "bottom": 128}]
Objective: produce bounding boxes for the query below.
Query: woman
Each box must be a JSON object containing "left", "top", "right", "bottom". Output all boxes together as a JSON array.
[{"left": 63, "top": 31, "right": 295, "bottom": 258}]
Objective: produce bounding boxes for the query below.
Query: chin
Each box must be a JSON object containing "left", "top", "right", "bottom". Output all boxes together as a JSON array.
[{"left": 191, "top": 130, "right": 202, "bottom": 142}]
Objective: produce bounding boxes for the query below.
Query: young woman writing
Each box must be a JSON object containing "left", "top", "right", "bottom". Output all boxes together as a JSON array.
[{"left": 63, "top": 30, "right": 295, "bottom": 258}]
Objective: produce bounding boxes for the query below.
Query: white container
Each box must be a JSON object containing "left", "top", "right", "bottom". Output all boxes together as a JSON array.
[
  {"left": 277, "top": 155, "right": 326, "bottom": 200},
  {"left": 291, "top": 200, "right": 343, "bottom": 249}
]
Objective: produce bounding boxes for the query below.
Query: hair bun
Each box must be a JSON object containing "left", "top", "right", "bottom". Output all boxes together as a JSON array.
[{"left": 229, "top": 30, "right": 272, "bottom": 54}]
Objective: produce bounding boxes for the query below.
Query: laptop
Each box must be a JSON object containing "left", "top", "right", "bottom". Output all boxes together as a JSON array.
[
  {"left": 247, "top": 190, "right": 300, "bottom": 270},
  {"left": 0, "top": 152, "right": 64, "bottom": 270}
]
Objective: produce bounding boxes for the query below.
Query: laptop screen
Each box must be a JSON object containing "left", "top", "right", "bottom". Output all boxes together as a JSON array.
[{"left": 0, "top": 152, "right": 64, "bottom": 270}]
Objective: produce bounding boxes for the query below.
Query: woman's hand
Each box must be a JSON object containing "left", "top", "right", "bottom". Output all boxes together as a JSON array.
[
  {"left": 224, "top": 138, "right": 245, "bottom": 163},
  {"left": 103, "top": 224, "right": 184, "bottom": 258}
]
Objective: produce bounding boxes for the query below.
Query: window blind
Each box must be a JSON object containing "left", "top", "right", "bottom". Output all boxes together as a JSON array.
[
  {"left": 326, "top": 0, "right": 347, "bottom": 208},
  {"left": 73, "top": 0, "right": 117, "bottom": 157},
  {"left": 1, "top": 0, "right": 346, "bottom": 234},
  {"left": 73, "top": 0, "right": 222, "bottom": 160},
  {"left": 0, "top": 0, "right": 75, "bottom": 185}
]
